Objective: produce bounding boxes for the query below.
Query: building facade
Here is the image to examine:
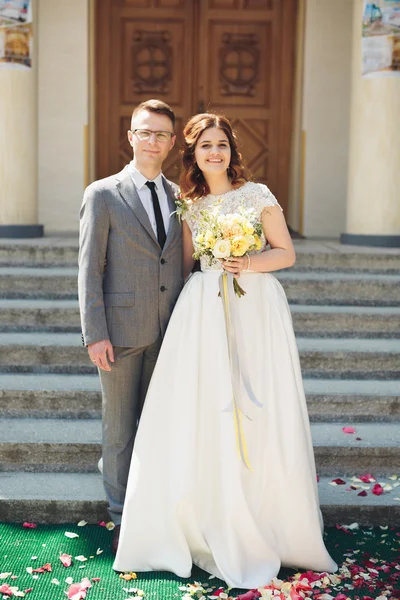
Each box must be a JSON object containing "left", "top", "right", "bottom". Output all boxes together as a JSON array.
[{"left": 0, "top": 0, "right": 399, "bottom": 245}]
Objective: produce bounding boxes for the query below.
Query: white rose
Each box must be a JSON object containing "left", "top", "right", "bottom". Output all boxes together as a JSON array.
[{"left": 212, "top": 239, "right": 231, "bottom": 259}]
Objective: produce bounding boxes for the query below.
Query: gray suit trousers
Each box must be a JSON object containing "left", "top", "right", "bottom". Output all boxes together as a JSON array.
[{"left": 98, "top": 337, "right": 162, "bottom": 524}]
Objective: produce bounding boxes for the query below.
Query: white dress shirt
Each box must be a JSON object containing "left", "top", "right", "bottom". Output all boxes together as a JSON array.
[{"left": 129, "top": 164, "right": 171, "bottom": 237}]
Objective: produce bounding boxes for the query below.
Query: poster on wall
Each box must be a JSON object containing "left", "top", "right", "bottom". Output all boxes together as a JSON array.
[
  {"left": 362, "top": 1, "right": 400, "bottom": 77},
  {"left": 0, "top": 1, "right": 32, "bottom": 70}
]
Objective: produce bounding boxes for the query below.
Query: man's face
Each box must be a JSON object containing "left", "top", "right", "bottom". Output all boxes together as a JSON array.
[{"left": 128, "top": 110, "right": 176, "bottom": 172}]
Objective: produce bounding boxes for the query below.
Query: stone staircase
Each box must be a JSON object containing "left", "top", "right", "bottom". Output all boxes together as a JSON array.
[{"left": 0, "top": 240, "right": 399, "bottom": 526}]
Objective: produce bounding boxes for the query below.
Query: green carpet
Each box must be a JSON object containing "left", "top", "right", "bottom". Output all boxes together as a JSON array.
[{"left": 0, "top": 523, "right": 398, "bottom": 599}]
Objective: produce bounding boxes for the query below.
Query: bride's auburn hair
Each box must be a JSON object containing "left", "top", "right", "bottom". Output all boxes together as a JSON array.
[{"left": 179, "top": 113, "right": 249, "bottom": 201}]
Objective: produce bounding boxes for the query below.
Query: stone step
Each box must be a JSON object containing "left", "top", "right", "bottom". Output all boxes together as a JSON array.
[
  {"left": 1, "top": 239, "right": 400, "bottom": 273},
  {"left": 298, "top": 338, "right": 400, "bottom": 379},
  {"left": 0, "top": 333, "right": 399, "bottom": 378},
  {"left": 304, "top": 379, "right": 400, "bottom": 422},
  {"left": 0, "top": 418, "right": 397, "bottom": 476},
  {"left": 0, "top": 375, "right": 398, "bottom": 422},
  {"left": 277, "top": 272, "right": 400, "bottom": 306},
  {"left": 0, "top": 268, "right": 78, "bottom": 299},
  {"left": 1, "top": 268, "right": 400, "bottom": 306},
  {"left": 0, "top": 374, "right": 100, "bottom": 418},
  {"left": 1, "top": 300, "right": 400, "bottom": 338},
  {"left": 0, "top": 472, "right": 398, "bottom": 525}
]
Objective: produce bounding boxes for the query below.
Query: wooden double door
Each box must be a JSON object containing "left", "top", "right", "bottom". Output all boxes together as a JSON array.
[{"left": 96, "top": 0, "right": 298, "bottom": 212}]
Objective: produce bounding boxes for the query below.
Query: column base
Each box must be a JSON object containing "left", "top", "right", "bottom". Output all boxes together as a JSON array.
[
  {"left": 340, "top": 233, "right": 400, "bottom": 248},
  {"left": 0, "top": 225, "right": 44, "bottom": 239}
]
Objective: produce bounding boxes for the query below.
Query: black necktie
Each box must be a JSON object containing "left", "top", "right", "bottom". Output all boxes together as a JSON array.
[{"left": 145, "top": 181, "right": 167, "bottom": 248}]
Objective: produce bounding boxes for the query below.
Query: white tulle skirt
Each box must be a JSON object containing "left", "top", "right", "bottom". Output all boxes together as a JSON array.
[{"left": 113, "top": 269, "right": 337, "bottom": 589}]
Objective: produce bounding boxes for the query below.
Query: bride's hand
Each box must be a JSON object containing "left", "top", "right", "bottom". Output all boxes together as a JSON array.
[{"left": 221, "top": 256, "right": 246, "bottom": 278}]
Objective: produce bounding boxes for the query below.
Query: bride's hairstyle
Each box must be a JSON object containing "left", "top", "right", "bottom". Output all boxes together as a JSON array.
[{"left": 179, "top": 113, "right": 249, "bottom": 201}]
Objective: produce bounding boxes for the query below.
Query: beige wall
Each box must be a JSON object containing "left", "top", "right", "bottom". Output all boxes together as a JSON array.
[
  {"left": 301, "top": 0, "right": 353, "bottom": 237},
  {"left": 38, "top": 0, "right": 88, "bottom": 232}
]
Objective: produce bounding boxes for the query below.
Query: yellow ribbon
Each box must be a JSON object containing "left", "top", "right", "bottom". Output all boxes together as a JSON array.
[{"left": 220, "top": 272, "right": 252, "bottom": 470}]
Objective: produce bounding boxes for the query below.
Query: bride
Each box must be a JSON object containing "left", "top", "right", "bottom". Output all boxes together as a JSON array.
[{"left": 113, "top": 113, "right": 337, "bottom": 589}]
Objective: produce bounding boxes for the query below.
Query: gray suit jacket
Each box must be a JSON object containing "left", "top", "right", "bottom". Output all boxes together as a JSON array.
[{"left": 78, "top": 165, "right": 183, "bottom": 348}]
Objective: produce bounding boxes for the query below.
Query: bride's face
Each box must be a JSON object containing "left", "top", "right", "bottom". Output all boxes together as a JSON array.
[{"left": 194, "top": 127, "right": 231, "bottom": 177}]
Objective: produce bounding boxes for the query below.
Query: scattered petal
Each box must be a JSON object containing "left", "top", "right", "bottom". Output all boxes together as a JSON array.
[
  {"left": 96, "top": 548, "right": 103, "bottom": 555},
  {"left": 105, "top": 521, "right": 115, "bottom": 531},
  {"left": 64, "top": 531, "right": 79, "bottom": 539},
  {"left": 60, "top": 553, "right": 72, "bottom": 567},
  {"left": 330, "top": 478, "right": 346, "bottom": 485},
  {"left": 22, "top": 523, "right": 37, "bottom": 529},
  {"left": 51, "top": 578, "right": 60, "bottom": 585},
  {"left": 372, "top": 483, "right": 384, "bottom": 496},
  {"left": 359, "top": 473, "right": 376, "bottom": 483},
  {"left": 119, "top": 572, "right": 137, "bottom": 581},
  {"left": 358, "top": 490, "right": 368, "bottom": 497},
  {"left": 77, "top": 520, "right": 87, "bottom": 527},
  {"left": 342, "top": 427, "right": 356, "bottom": 434},
  {"left": 74, "top": 556, "right": 88, "bottom": 562}
]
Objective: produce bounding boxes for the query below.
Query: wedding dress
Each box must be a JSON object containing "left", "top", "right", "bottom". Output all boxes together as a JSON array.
[{"left": 113, "top": 182, "right": 337, "bottom": 589}]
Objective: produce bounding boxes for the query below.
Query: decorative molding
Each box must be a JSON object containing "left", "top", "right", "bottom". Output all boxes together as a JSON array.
[
  {"left": 132, "top": 30, "right": 172, "bottom": 94},
  {"left": 219, "top": 33, "right": 260, "bottom": 96}
]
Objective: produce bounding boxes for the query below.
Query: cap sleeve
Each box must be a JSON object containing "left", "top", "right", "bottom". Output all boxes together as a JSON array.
[{"left": 256, "top": 183, "right": 283, "bottom": 214}]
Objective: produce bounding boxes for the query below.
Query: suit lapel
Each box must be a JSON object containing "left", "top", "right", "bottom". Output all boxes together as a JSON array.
[
  {"left": 162, "top": 178, "right": 180, "bottom": 252},
  {"left": 116, "top": 168, "right": 159, "bottom": 246}
]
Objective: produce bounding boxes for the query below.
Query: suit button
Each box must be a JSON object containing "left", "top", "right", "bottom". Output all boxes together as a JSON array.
[
  {"left": 160, "top": 258, "right": 166, "bottom": 265},
  {"left": 160, "top": 285, "right": 166, "bottom": 292}
]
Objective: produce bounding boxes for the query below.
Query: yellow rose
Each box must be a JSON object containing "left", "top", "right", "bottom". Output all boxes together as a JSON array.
[
  {"left": 231, "top": 235, "right": 250, "bottom": 256},
  {"left": 242, "top": 220, "right": 254, "bottom": 235},
  {"left": 204, "top": 230, "right": 216, "bottom": 248}
]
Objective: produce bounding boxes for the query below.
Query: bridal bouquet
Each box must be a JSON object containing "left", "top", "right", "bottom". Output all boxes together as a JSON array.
[{"left": 193, "top": 204, "right": 263, "bottom": 297}]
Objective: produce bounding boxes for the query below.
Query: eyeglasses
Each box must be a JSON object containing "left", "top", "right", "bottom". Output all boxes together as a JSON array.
[{"left": 131, "top": 129, "right": 174, "bottom": 143}]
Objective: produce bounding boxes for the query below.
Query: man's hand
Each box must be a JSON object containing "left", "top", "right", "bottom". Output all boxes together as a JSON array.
[{"left": 88, "top": 339, "right": 114, "bottom": 372}]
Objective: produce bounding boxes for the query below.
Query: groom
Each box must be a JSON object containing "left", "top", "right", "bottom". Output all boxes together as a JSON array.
[{"left": 78, "top": 99, "right": 183, "bottom": 552}]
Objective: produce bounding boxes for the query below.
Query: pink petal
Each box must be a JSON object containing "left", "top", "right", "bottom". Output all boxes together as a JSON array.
[
  {"left": 359, "top": 473, "right": 376, "bottom": 483},
  {"left": 22, "top": 522, "right": 37, "bottom": 529},
  {"left": 92, "top": 578, "right": 100, "bottom": 582},
  {"left": 68, "top": 583, "right": 85, "bottom": 600},
  {"left": 60, "top": 553, "right": 72, "bottom": 567},
  {"left": 331, "top": 478, "right": 346, "bottom": 485},
  {"left": 342, "top": 427, "right": 356, "bottom": 434},
  {"left": 0, "top": 583, "right": 13, "bottom": 595},
  {"left": 98, "top": 521, "right": 107, "bottom": 527},
  {"left": 372, "top": 483, "right": 384, "bottom": 496}
]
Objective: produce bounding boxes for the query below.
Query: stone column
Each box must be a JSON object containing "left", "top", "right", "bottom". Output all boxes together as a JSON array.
[
  {"left": 341, "top": 0, "right": 400, "bottom": 247},
  {"left": 0, "top": 0, "right": 43, "bottom": 238}
]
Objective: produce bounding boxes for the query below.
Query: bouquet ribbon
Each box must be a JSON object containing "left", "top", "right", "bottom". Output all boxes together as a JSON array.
[{"left": 219, "top": 271, "right": 263, "bottom": 470}]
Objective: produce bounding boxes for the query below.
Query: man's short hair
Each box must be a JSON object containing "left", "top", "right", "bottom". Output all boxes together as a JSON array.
[{"left": 131, "top": 99, "right": 176, "bottom": 129}]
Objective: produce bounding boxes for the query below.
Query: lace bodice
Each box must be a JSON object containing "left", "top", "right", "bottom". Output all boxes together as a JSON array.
[{"left": 183, "top": 181, "right": 282, "bottom": 270}]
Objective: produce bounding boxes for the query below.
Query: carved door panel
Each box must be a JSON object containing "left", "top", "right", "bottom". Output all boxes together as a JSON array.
[
  {"left": 195, "top": 0, "right": 297, "bottom": 211},
  {"left": 96, "top": 0, "right": 297, "bottom": 210},
  {"left": 96, "top": 0, "right": 195, "bottom": 181}
]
